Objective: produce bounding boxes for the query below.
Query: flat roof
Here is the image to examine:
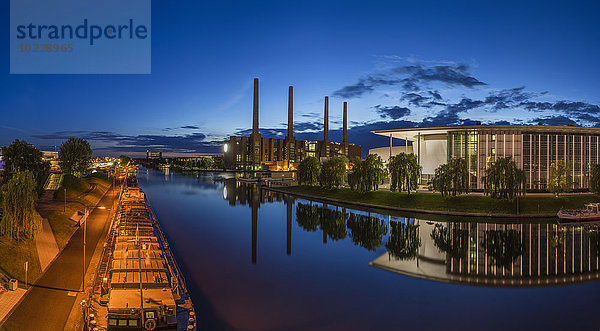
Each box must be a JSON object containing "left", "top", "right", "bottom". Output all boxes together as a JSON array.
[
  {"left": 372, "top": 124, "right": 600, "bottom": 140},
  {"left": 108, "top": 288, "right": 176, "bottom": 310}
]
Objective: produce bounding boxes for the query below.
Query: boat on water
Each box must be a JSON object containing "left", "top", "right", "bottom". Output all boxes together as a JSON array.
[
  {"left": 557, "top": 203, "right": 600, "bottom": 222},
  {"left": 87, "top": 171, "right": 196, "bottom": 331}
]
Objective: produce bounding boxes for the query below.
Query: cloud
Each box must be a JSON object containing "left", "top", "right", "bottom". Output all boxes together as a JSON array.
[
  {"left": 333, "top": 63, "right": 485, "bottom": 98},
  {"left": 180, "top": 125, "right": 200, "bottom": 130},
  {"left": 531, "top": 115, "right": 577, "bottom": 126},
  {"left": 32, "top": 130, "right": 222, "bottom": 154},
  {"left": 484, "top": 87, "right": 543, "bottom": 110},
  {"left": 374, "top": 105, "right": 411, "bottom": 119}
]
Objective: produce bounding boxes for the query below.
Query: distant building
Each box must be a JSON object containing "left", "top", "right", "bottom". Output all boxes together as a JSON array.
[
  {"left": 41, "top": 150, "right": 60, "bottom": 172},
  {"left": 146, "top": 151, "right": 162, "bottom": 159},
  {"left": 370, "top": 124, "right": 600, "bottom": 190},
  {"left": 224, "top": 79, "right": 361, "bottom": 171}
]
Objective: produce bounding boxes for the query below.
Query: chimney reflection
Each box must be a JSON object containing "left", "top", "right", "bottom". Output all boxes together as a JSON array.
[{"left": 286, "top": 196, "right": 292, "bottom": 256}]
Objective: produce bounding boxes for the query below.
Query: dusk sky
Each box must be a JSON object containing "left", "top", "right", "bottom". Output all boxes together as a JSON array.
[{"left": 2, "top": 0, "right": 600, "bottom": 157}]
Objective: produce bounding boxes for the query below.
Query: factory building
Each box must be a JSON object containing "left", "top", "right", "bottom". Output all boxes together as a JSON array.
[{"left": 224, "top": 78, "right": 361, "bottom": 171}]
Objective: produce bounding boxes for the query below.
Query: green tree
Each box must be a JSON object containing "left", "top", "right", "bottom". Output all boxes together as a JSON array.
[
  {"left": 1, "top": 139, "right": 50, "bottom": 193},
  {"left": 118, "top": 155, "right": 131, "bottom": 165},
  {"left": 319, "top": 156, "right": 348, "bottom": 189},
  {"left": 0, "top": 170, "right": 41, "bottom": 241},
  {"left": 432, "top": 158, "right": 469, "bottom": 197},
  {"left": 297, "top": 156, "right": 321, "bottom": 185},
  {"left": 548, "top": 160, "right": 571, "bottom": 197},
  {"left": 387, "top": 153, "right": 421, "bottom": 194},
  {"left": 59, "top": 137, "right": 92, "bottom": 178},
  {"left": 483, "top": 156, "right": 526, "bottom": 199},
  {"left": 199, "top": 157, "right": 214, "bottom": 169},
  {"left": 348, "top": 154, "right": 386, "bottom": 192},
  {"left": 591, "top": 164, "right": 600, "bottom": 195}
]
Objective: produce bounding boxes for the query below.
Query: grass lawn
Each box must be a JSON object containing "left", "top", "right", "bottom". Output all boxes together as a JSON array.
[
  {"left": 0, "top": 173, "right": 112, "bottom": 288},
  {"left": 0, "top": 231, "right": 43, "bottom": 288},
  {"left": 278, "top": 186, "right": 600, "bottom": 215},
  {"left": 47, "top": 173, "right": 112, "bottom": 250}
]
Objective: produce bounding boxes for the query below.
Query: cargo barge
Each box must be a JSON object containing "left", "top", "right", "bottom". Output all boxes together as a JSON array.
[{"left": 86, "top": 173, "right": 196, "bottom": 330}]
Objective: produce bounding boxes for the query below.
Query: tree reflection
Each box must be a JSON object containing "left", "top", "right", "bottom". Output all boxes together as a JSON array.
[
  {"left": 319, "top": 207, "right": 348, "bottom": 241},
  {"left": 386, "top": 221, "right": 421, "bottom": 260},
  {"left": 296, "top": 203, "right": 320, "bottom": 231},
  {"left": 346, "top": 214, "right": 388, "bottom": 251},
  {"left": 482, "top": 226, "right": 523, "bottom": 269},
  {"left": 430, "top": 224, "right": 469, "bottom": 260}
]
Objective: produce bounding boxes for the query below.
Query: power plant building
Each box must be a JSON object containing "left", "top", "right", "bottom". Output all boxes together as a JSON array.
[
  {"left": 224, "top": 78, "right": 361, "bottom": 171},
  {"left": 370, "top": 124, "right": 600, "bottom": 190}
]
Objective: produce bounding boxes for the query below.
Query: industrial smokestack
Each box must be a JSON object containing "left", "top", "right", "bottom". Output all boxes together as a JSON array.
[
  {"left": 287, "top": 86, "right": 293, "bottom": 139},
  {"left": 252, "top": 78, "right": 259, "bottom": 138},
  {"left": 343, "top": 102, "right": 348, "bottom": 144},
  {"left": 324, "top": 96, "right": 329, "bottom": 142}
]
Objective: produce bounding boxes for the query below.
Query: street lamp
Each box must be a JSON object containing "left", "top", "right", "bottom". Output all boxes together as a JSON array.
[{"left": 70, "top": 201, "right": 106, "bottom": 293}]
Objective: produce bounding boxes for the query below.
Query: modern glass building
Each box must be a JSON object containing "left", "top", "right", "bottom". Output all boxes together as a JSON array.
[{"left": 371, "top": 125, "right": 600, "bottom": 190}]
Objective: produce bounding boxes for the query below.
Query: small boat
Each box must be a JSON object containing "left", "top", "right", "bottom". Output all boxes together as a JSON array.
[{"left": 557, "top": 203, "right": 600, "bottom": 222}]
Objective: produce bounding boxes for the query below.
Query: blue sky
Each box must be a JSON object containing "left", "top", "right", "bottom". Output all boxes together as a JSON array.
[{"left": 1, "top": 0, "right": 600, "bottom": 156}]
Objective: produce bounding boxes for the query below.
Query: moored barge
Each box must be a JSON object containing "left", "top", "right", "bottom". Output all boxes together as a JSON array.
[{"left": 87, "top": 174, "right": 196, "bottom": 330}]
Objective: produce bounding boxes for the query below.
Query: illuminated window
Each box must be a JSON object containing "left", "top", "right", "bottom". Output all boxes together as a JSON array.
[
  {"left": 129, "top": 320, "right": 138, "bottom": 327},
  {"left": 108, "top": 319, "right": 117, "bottom": 326},
  {"left": 118, "top": 319, "right": 127, "bottom": 326},
  {"left": 491, "top": 148, "right": 496, "bottom": 155},
  {"left": 491, "top": 134, "right": 496, "bottom": 141}
]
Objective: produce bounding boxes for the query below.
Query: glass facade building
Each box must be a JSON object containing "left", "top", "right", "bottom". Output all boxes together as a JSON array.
[{"left": 372, "top": 125, "right": 600, "bottom": 191}]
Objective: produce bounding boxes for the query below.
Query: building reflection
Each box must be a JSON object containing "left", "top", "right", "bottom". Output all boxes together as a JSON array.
[
  {"left": 221, "top": 181, "right": 600, "bottom": 286},
  {"left": 371, "top": 221, "right": 600, "bottom": 287},
  {"left": 222, "top": 179, "right": 292, "bottom": 263}
]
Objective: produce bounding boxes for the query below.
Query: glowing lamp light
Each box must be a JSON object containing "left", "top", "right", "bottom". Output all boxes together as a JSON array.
[{"left": 223, "top": 144, "right": 229, "bottom": 153}]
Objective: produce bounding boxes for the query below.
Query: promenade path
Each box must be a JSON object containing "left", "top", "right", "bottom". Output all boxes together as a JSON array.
[
  {"left": 0, "top": 185, "right": 116, "bottom": 331},
  {"left": 35, "top": 218, "right": 59, "bottom": 272}
]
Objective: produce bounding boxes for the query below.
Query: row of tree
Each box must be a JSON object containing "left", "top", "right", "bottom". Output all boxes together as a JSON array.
[
  {"left": 297, "top": 153, "right": 600, "bottom": 200},
  {"left": 297, "top": 153, "right": 423, "bottom": 194},
  {"left": 1, "top": 137, "right": 93, "bottom": 241}
]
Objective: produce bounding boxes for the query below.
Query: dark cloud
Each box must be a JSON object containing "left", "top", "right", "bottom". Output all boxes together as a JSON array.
[
  {"left": 484, "top": 87, "right": 542, "bottom": 110},
  {"left": 531, "top": 115, "right": 577, "bottom": 126},
  {"left": 32, "top": 130, "right": 221, "bottom": 154},
  {"left": 374, "top": 105, "right": 411, "bottom": 119},
  {"left": 180, "top": 125, "right": 200, "bottom": 130},
  {"left": 332, "top": 63, "right": 486, "bottom": 99},
  {"left": 420, "top": 98, "right": 483, "bottom": 127},
  {"left": 427, "top": 90, "right": 442, "bottom": 100},
  {"left": 400, "top": 91, "right": 445, "bottom": 108}
]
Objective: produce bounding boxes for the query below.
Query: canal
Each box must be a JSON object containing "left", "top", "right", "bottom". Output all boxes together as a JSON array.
[{"left": 138, "top": 168, "right": 600, "bottom": 330}]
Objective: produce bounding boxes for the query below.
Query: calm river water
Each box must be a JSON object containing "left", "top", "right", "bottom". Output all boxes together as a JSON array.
[{"left": 138, "top": 168, "right": 600, "bottom": 330}]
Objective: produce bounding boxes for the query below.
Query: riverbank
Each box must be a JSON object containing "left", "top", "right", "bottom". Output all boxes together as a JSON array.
[
  {"left": 267, "top": 185, "right": 600, "bottom": 218},
  {"left": 0, "top": 173, "right": 112, "bottom": 291}
]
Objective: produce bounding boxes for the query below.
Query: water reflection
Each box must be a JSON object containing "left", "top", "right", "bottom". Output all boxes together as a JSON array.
[{"left": 221, "top": 180, "right": 600, "bottom": 287}]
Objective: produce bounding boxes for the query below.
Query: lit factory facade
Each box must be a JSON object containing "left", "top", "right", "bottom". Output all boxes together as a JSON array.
[
  {"left": 370, "top": 124, "right": 600, "bottom": 191},
  {"left": 224, "top": 79, "right": 361, "bottom": 171}
]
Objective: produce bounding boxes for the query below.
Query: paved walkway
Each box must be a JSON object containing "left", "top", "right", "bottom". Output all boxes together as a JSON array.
[
  {"left": 0, "top": 185, "right": 117, "bottom": 331},
  {"left": 0, "top": 289, "right": 26, "bottom": 325},
  {"left": 35, "top": 219, "right": 59, "bottom": 272}
]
